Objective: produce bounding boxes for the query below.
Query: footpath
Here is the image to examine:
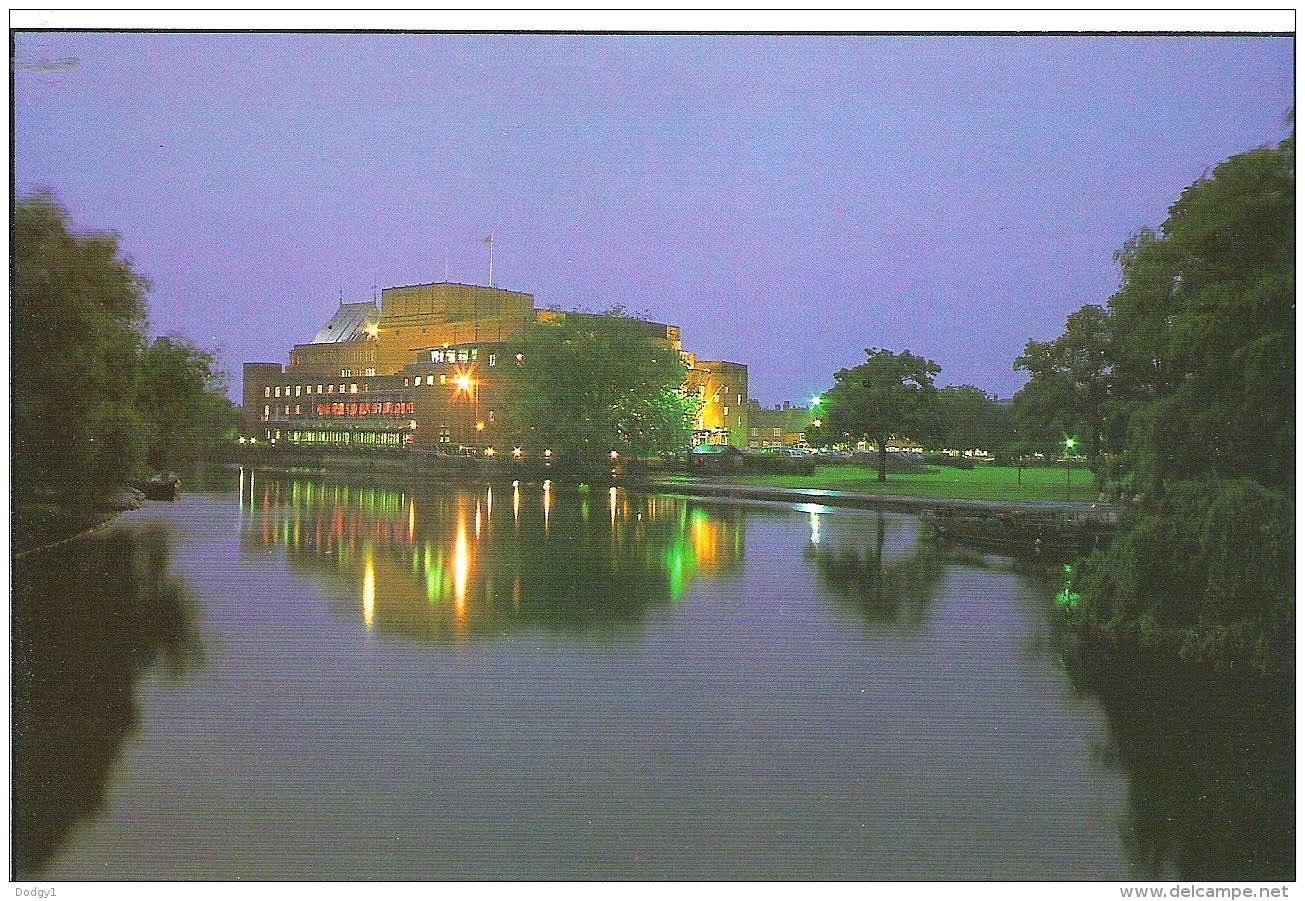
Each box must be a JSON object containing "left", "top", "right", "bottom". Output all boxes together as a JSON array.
[{"left": 643, "top": 475, "right": 1115, "bottom": 518}]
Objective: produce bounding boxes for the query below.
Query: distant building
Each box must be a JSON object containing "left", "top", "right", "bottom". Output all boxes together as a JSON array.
[
  {"left": 747, "top": 400, "right": 816, "bottom": 448},
  {"left": 243, "top": 282, "right": 748, "bottom": 451}
]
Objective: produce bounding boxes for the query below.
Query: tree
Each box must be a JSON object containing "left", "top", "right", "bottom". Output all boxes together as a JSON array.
[
  {"left": 13, "top": 193, "right": 151, "bottom": 504},
  {"left": 1060, "top": 126, "right": 1296, "bottom": 677},
  {"left": 497, "top": 309, "right": 700, "bottom": 466},
  {"left": 138, "top": 337, "right": 240, "bottom": 470},
  {"left": 1106, "top": 130, "right": 1294, "bottom": 496},
  {"left": 932, "top": 385, "right": 1016, "bottom": 458},
  {"left": 1012, "top": 304, "right": 1113, "bottom": 483},
  {"left": 822, "top": 348, "right": 941, "bottom": 482}
]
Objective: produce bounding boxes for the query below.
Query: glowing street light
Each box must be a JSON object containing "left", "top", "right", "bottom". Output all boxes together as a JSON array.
[{"left": 811, "top": 395, "right": 823, "bottom": 406}]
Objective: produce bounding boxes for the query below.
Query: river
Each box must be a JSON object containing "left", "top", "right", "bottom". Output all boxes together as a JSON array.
[{"left": 11, "top": 468, "right": 1292, "bottom": 881}]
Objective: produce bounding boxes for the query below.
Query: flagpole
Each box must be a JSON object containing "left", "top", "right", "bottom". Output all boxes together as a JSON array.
[{"left": 486, "top": 234, "right": 494, "bottom": 287}]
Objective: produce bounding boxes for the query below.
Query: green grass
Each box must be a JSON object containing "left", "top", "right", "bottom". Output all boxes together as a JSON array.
[{"left": 665, "top": 463, "right": 1101, "bottom": 503}]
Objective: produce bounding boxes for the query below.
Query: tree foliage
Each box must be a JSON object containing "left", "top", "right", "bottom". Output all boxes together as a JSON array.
[
  {"left": 1012, "top": 304, "right": 1113, "bottom": 474},
  {"left": 138, "top": 337, "right": 240, "bottom": 469},
  {"left": 13, "top": 193, "right": 235, "bottom": 512},
  {"left": 822, "top": 348, "right": 941, "bottom": 481},
  {"left": 1053, "top": 127, "right": 1296, "bottom": 676},
  {"left": 497, "top": 309, "right": 699, "bottom": 463},
  {"left": 932, "top": 384, "right": 1016, "bottom": 457},
  {"left": 14, "top": 193, "right": 151, "bottom": 502},
  {"left": 1107, "top": 131, "right": 1294, "bottom": 495}
]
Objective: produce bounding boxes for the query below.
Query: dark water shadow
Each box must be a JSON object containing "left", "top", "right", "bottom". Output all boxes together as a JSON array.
[
  {"left": 1069, "top": 653, "right": 1294, "bottom": 880},
  {"left": 11, "top": 523, "right": 201, "bottom": 878},
  {"left": 807, "top": 511, "right": 944, "bottom": 628}
]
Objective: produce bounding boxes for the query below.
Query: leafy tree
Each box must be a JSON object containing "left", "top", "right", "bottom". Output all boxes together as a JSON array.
[
  {"left": 1012, "top": 304, "right": 1113, "bottom": 483},
  {"left": 13, "top": 193, "right": 151, "bottom": 504},
  {"left": 932, "top": 384, "right": 1016, "bottom": 457},
  {"left": 138, "top": 336, "right": 240, "bottom": 470},
  {"left": 822, "top": 348, "right": 941, "bottom": 482},
  {"left": 1106, "top": 130, "right": 1294, "bottom": 496},
  {"left": 497, "top": 309, "right": 700, "bottom": 466},
  {"left": 1059, "top": 126, "right": 1296, "bottom": 677}
]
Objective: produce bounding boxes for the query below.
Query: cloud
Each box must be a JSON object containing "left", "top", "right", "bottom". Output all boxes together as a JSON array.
[{"left": 22, "top": 57, "right": 80, "bottom": 72}]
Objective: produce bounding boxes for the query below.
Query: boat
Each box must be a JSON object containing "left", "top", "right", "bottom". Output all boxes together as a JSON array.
[{"left": 132, "top": 473, "right": 181, "bottom": 501}]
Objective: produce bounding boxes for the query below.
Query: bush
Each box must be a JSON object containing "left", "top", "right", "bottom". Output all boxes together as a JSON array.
[{"left": 1067, "top": 478, "right": 1294, "bottom": 677}]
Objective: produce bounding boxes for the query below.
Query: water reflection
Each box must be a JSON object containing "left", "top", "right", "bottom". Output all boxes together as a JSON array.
[
  {"left": 1069, "top": 658, "right": 1295, "bottom": 880},
  {"left": 237, "top": 473, "right": 745, "bottom": 642},
  {"left": 11, "top": 524, "right": 199, "bottom": 878},
  {"left": 806, "top": 510, "right": 944, "bottom": 627}
]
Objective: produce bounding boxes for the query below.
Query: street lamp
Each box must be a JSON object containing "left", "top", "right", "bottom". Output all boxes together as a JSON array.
[{"left": 1064, "top": 436, "right": 1077, "bottom": 498}]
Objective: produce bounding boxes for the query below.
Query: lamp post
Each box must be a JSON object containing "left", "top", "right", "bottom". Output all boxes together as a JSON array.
[{"left": 1064, "top": 436, "right": 1077, "bottom": 500}]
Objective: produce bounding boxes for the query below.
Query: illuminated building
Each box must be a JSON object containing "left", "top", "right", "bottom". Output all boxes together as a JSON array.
[
  {"left": 243, "top": 282, "right": 748, "bottom": 450},
  {"left": 747, "top": 400, "right": 817, "bottom": 448}
]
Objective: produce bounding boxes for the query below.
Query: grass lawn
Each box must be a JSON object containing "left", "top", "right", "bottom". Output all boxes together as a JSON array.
[{"left": 669, "top": 463, "right": 1101, "bottom": 503}]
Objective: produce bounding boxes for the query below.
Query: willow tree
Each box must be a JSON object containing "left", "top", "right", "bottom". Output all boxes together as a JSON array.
[{"left": 13, "top": 193, "right": 151, "bottom": 504}]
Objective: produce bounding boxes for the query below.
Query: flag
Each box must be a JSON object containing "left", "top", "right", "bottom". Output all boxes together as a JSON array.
[{"left": 484, "top": 235, "right": 494, "bottom": 245}]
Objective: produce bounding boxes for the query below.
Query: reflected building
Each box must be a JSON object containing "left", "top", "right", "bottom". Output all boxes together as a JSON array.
[{"left": 237, "top": 471, "right": 745, "bottom": 643}]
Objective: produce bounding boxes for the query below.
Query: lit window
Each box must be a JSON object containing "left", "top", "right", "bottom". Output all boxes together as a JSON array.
[
  {"left": 350, "top": 384, "right": 358, "bottom": 394},
  {"left": 295, "top": 385, "right": 301, "bottom": 397},
  {"left": 263, "top": 405, "right": 270, "bottom": 420},
  {"left": 294, "top": 404, "right": 301, "bottom": 415},
  {"left": 364, "top": 368, "right": 375, "bottom": 377},
  {"left": 274, "top": 387, "right": 281, "bottom": 397},
  {"left": 439, "top": 374, "right": 446, "bottom": 385},
  {"left": 427, "top": 375, "right": 435, "bottom": 386},
  {"left": 515, "top": 353, "right": 524, "bottom": 364},
  {"left": 404, "top": 378, "right": 409, "bottom": 387},
  {"left": 724, "top": 407, "right": 729, "bottom": 417},
  {"left": 488, "top": 353, "right": 496, "bottom": 367},
  {"left": 264, "top": 387, "right": 270, "bottom": 397},
  {"left": 469, "top": 348, "right": 478, "bottom": 361},
  {"left": 317, "top": 385, "right": 323, "bottom": 394},
  {"left": 327, "top": 385, "right": 335, "bottom": 394},
  {"left": 737, "top": 394, "right": 742, "bottom": 406}
]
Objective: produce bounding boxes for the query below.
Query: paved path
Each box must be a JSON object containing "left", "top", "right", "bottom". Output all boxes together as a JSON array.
[{"left": 643, "top": 478, "right": 1115, "bottom": 517}]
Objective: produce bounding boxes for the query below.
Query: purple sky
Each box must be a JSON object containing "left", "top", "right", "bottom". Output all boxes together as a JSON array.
[{"left": 14, "top": 32, "right": 1294, "bottom": 406}]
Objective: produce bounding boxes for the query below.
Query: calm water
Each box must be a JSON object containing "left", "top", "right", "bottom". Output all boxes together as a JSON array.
[{"left": 12, "top": 469, "right": 1293, "bottom": 880}]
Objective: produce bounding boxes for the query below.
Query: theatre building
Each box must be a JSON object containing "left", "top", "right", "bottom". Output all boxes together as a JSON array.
[{"left": 243, "top": 282, "right": 748, "bottom": 452}]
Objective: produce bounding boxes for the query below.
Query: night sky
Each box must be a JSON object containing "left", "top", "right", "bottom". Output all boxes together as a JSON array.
[{"left": 13, "top": 29, "right": 1293, "bottom": 406}]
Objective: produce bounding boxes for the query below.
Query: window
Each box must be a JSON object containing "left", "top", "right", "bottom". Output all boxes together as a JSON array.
[
  {"left": 488, "top": 353, "right": 496, "bottom": 367},
  {"left": 264, "top": 387, "right": 270, "bottom": 397},
  {"left": 488, "top": 410, "right": 495, "bottom": 422},
  {"left": 724, "top": 407, "right": 729, "bottom": 418},
  {"left": 364, "top": 368, "right": 375, "bottom": 377},
  {"left": 438, "top": 425, "right": 451, "bottom": 444},
  {"left": 457, "top": 349, "right": 469, "bottom": 363},
  {"left": 426, "top": 375, "right": 435, "bottom": 386},
  {"left": 295, "top": 385, "right": 301, "bottom": 397},
  {"left": 439, "top": 374, "right": 446, "bottom": 385},
  {"left": 341, "top": 369, "right": 351, "bottom": 378},
  {"left": 294, "top": 404, "right": 301, "bottom": 415},
  {"left": 773, "top": 428, "right": 781, "bottom": 438},
  {"left": 350, "top": 384, "right": 358, "bottom": 394},
  {"left": 317, "top": 385, "right": 323, "bottom": 394},
  {"left": 469, "top": 348, "right": 478, "bottom": 361},
  {"left": 737, "top": 394, "right": 742, "bottom": 406},
  {"left": 274, "top": 387, "right": 281, "bottom": 398},
  {"left": 515, "top": 353, "right": 524, "bottom": 364},
  {"left": 404, "top": 378, "right": 409, "bottom": 387},
  {"left": 263, "top": 405, "right": 270, "bottom": 420},
  {"left": 327, "top": 385, "right": 335, "bottom": 394}
]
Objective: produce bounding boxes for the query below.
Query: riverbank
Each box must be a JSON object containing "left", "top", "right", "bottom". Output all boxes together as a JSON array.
[{"left": 13, "top": 490, "right": 144, "bottom": 558}]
